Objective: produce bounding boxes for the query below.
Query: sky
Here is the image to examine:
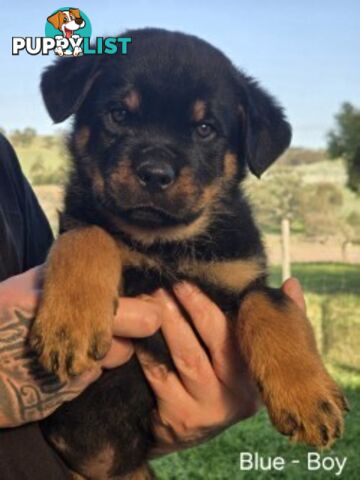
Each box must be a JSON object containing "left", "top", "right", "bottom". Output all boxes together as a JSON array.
[{"left": 0, "top": 0, "right": 359, "bottom": 148}]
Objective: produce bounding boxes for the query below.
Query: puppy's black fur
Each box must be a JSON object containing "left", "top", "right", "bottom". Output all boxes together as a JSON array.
[
  {"left": 40, "top": 28, "right": 289, "bottom": 476},
  {"left": 37, "top": 28, "right": 345, "bottom": 479}
]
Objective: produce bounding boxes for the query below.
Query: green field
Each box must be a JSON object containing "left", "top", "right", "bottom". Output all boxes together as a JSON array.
[
  {"left": 152, "top": 263, "right": 360, "bottom": 479},
  {"left": 269, "top": 263, "right": 359, "bottom": 294},
  {"left": 152, "top": 367, "right": 360, "bottom": 479}
]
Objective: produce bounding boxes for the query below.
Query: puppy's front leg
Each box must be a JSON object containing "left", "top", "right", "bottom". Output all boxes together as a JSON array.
[
  {"left": 237, "top": 287, "right": 348, "bottom": 447},
  {"left": 30, "top": 226, "right": 121, "bottom": 379}
]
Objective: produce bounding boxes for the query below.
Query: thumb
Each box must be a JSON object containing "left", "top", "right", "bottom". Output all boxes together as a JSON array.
[{"left": 282, "top": 277, "right": 306, "bottom": 313}]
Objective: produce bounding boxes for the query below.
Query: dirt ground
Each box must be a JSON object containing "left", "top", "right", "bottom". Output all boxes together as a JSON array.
[{"left": 34, "top": 185, "right": 360, "bottom": 265}]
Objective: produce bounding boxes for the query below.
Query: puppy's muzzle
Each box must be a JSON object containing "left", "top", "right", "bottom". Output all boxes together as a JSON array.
[{"left": 135, "top": 146, "right": 177, "bottom": 191}]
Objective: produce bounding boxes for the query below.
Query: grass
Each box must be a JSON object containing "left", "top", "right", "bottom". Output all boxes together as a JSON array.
[
  {"left": 152, "top": 365, "right": 360, "bottom": 479},
  {"left": 151, "top": 263, "right": 360, "bottom": 479},
  {"left": 269, "top": 262, "right": 360, "bottom": 294}
]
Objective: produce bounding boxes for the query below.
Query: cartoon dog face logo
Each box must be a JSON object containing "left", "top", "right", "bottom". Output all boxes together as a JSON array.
[
  {"left": 47, "top": 8, "right": 86, "bottom": 56},
  {"left": 47, "top": 8, "right": 85, "bottom": 39}
]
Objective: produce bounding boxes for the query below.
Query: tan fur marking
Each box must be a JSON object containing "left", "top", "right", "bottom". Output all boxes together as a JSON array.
[
  {"left": 70, "top": 473, "right": 85, "bottom": 480},
  {"left": 109, "top": 158, "right": 138, "bottom": 190},
  {"left": 179, "top": 258, "right": 264, "bottom": 292},
  {"left": 79, "top": 445, "right": 115, "bottom": 479},
  {"left": 111, "top": 210, "right": 211, "bottom": 245},
  {"left": 92, "top": 168, "right": 105, "bottom": 193},
  {"left": 118, "top": 243, "right": 161, "bottom": 270},
  {"left": 198, "top": 181, "right": 222, "bottom": 210},
  {"left": 128, "top": 464, "right": 155, "bottom": 480},
  {"left": 224, "top": 152, "right": 238, "bottom": 178},
  {"left": 73, "top": 127, "right": 105, "bottom": 194},
  {"left": 192, "top": 100, "right": 206, "bottom": 122},
  {"left": 169, "top": 166, "right": 198, "bottom": 198},
  {"left": 123, "top": 89, "right": 141, "bottom": 112},
  {"left": 74, "top": 127, "right": 90, "bottom": 154}
]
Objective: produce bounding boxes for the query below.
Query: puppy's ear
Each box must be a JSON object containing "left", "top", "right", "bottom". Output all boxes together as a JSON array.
[
  {"left": 69, "top": 8, "right": 81, "bottom": 18},
  {"left": 241, "top": 76, "right": 292, "bottom": 177},
  {"left": 47, "top": 12, "right": 62, "bottom": 30},
  {"left": 41, "top": 56, "right": 101, "bottom": 123}
]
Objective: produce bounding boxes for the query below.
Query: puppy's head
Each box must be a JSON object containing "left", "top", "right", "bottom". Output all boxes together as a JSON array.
[{"left": 41, "top": 28, "right": 291, "bottom": 243}]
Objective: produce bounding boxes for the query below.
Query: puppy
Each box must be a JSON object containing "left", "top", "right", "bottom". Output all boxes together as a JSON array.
[
  {"left": 47, "top": 8, "right": 86, "bottom": 56},
  {"left": 32, "top": 28, "right": 347, "bottom": 480}
]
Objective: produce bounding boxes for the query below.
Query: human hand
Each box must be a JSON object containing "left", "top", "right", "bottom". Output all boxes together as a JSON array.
[
  {"left": 0, "top": 266, "right": 162, "bottom": 428},
  {"left": 136, "top": 278, "right": 306, "bottom": 456}
]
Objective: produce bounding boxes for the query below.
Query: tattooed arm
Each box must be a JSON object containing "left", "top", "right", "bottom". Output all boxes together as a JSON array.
[
  {"left": 0, "top": 267, "right": 103, "bottom": 427},
  {"left": 0, "top": 266, "right": 163, "bottom": 428}
]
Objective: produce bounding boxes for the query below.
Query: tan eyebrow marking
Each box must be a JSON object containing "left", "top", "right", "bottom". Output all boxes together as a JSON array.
[
  {"left": 192, "top": 99, "right": 206, "bottom": 122},
  {"left": 123, "top": 89, "right": 141, "bottom": 112}
]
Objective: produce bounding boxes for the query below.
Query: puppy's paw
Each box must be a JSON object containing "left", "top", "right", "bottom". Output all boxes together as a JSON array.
[
  {"left": 30, "top": 295, "right": 115, "bottom": 380},
  {"left": 73, "top": 46, "right": 83, "bottom": 56},
  {"left": 55, "top": 47, "right": 64, "bottom": 56},
  {"left": 266, "top": 374, "right": 349, "bottom": 448}
]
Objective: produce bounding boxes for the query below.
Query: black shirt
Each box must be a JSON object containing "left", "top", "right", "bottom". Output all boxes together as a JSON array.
[{"left": 0, "top": 134, "right": 70, "bottom": 479}]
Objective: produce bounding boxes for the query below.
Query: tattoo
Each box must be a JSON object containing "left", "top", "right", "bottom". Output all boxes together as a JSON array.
[{"left": 0, "top": 307, "right": 78, "bottom": 425}]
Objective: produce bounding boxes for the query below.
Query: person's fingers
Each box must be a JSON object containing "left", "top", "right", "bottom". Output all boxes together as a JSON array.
[
  {"left": 154, "top": 289, "right": 218, "bottom": 399},
  {"left": 282, "top": 277, "right": 307, "bottom": 312},
  {"left": 0, "top": 266, "right": 43, "bottom": 309},
  {"left": 174, "top": 282, "right": 259, "bottom": 410},
  {"left": 136, "top": 347, "right": 189, "bottom": 404},
  {"left": 173, "top": 281, "right": 239, "bottom": 386},
  {"left": 100, "top": 337, "right": 134, "bottom": 369},
  {"left": 173, "top": 282, "right": 228, "bottom": 356},
  {"left": 113, "top": 297, "right": 162, "bottom": 337},
  {"left": 18, "top": 265, "right": 44, "bottom": 293}
]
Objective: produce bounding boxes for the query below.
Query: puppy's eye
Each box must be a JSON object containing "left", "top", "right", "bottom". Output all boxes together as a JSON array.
[
  {"left": 111, "top": 108, "right": 128, "bottom": 123},
  {"left": 196, "top": 123, "right": 215, "bottom": 139},
  {"left": 63, "top": 17, "right": 68, "bottom": 23}
]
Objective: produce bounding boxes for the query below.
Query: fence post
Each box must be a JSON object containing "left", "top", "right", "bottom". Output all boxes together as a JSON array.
[
  {"left": 321, "top": 299, "right": 331, "bottom": 359},
  {"left": 281, "top": 217, "right": 291, "bottom": 281}
]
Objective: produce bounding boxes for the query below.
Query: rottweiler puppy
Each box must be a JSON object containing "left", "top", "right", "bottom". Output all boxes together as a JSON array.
[{"left": 32, "top": 28, "right": 347, "bottom": 479}]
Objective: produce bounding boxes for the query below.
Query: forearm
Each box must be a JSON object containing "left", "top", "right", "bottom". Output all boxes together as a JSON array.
[{"left": 0, "top": 304, "right": 79, "bottom": 427}]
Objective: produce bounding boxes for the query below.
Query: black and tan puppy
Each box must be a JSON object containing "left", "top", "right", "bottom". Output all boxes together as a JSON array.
[{"left": 32, "top": 28, "right": 347, "bottom": 479}]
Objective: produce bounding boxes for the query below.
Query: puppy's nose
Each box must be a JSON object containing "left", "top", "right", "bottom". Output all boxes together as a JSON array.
[
  {"left": 75, "top": 18, "right": 83, "bottom": 25},
  {"left": 136, "top": 160, "right": 175, "bottom": 191}
]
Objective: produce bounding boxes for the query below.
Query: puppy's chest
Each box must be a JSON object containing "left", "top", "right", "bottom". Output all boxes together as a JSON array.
[{"left": 120, "top": 244, "right": 264, "bottom": 313}]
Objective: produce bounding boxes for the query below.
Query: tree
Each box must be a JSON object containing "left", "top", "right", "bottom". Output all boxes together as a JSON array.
[
  {"left": 22, "top": 127, "right": 37, "bottom": 146},
  {"left": 301, "top": 183, "right": 360, "bottom": 262},
  {"left": 301, "top": 183, "right": 343, "bottom": 240},
  {"left": 247, "top": 168, "right": 305, "bottom": 280},
  {"left": 10, "top": 127, "right": 37, "bottom": 147},
  {"left": 338, "top": 211, "right": 360, "bottom": 262},
  {"left": 327, "top": 102, "right": 360, "bottom": 194}
]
